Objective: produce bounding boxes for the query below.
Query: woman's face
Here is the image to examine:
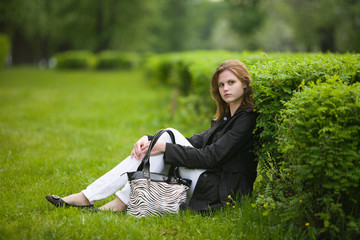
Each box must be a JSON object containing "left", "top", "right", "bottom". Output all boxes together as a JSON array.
[{"left": 218, "top": 69, "right": 245, "bottom": 108}]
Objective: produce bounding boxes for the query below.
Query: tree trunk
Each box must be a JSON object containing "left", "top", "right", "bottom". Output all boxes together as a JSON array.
[
  {"left": 319, "top": 26, "right": 336, "bottom": 52},
  {"left": 11, "top": 30, "right": 36, "bottom": 64}
]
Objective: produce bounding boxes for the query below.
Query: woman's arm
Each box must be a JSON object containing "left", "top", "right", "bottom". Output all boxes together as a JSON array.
[
  {"left": 164, "top": 111, "right": 257, "bottom": 169},
  {"left": 136, "top": 122, "right": 213, "bottom": 160},
  {"left": 131, "top": 136, "right": 168, "bottom": 160},
  {"left": 142, "top": 124, "right": 213, "bottom": 157}
]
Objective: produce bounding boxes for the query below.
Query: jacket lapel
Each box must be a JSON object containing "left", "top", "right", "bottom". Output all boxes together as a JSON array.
[
  {"left": 202, "top": 108, "right": 251, "bottom": 147},
  {"left": 202, "top": 120, "right": 222, "bottom": 147}
]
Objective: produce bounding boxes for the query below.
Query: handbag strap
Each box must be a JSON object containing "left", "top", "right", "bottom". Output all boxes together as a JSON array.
[{"left": 137, "top": 129, "right": 176, "bottom": 176}]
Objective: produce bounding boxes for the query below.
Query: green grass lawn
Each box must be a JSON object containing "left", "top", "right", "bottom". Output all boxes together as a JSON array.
[{"left": 0, "top": 68, "right": 304, "bottom": 239}]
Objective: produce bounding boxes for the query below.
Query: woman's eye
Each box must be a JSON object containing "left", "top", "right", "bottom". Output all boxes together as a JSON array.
[
  {"left": 218, "top": 83, "right": 224, "bottom": 87},
  {"left": 229, "top": 81, "right": 234, "bottom": 85}
]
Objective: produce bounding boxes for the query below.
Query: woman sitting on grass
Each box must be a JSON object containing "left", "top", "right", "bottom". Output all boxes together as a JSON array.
[{"left": 46, "top": 59, "right": 258, "bottom": 212}]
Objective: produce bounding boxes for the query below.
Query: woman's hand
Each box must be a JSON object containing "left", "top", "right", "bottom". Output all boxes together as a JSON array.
[
  {"left": 131, "top": 136, "right": 149, "bottom": 160},
  {"left": 131, "top": 136, "right": 167, "bottom": 160}
]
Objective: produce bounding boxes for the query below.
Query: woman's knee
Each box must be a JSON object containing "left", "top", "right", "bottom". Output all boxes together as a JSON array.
[
  {"left": 157, "top": 128, "right": 179, "bottom": 143},
  {"left": 165, "top": 128, "right": 183, "bottom": 142},
  {"left": 165, "top": 127, "right": 178, "bottom": 133},
  {"left": 165, "top": 128, "right": 193, "bottom": 147}
]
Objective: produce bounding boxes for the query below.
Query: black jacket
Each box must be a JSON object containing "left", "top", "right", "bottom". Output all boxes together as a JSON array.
[{"left": 164, "top": 107, "right": 258, "bottom": 211}]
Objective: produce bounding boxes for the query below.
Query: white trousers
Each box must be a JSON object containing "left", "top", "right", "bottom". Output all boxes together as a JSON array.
[{"left": 82, "top": 128, "right": 206, "bottom": 205}]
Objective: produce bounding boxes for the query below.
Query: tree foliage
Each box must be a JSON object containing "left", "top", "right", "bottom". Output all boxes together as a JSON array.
[
  {"left": 284, "top": 0, "right": 360, "bottom": 52},
  {"left": 0, "top": 0, "right": 359, "bottom": 64}
]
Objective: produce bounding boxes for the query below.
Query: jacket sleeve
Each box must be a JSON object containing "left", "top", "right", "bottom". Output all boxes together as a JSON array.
[{"left": 164, "top": 111, "right": 257, "bottom": 169}]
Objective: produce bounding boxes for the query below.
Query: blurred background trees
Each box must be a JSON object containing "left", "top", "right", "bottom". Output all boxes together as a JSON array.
[{"left": 0, "top": 0, "right": 359, "bottom": 64}]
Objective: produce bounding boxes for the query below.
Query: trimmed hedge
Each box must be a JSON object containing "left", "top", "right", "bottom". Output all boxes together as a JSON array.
[
  {"left": 53, "top": 50, "right": 144, "bottom": 70},
  {"left": 96, "top": 51, "right": 140, "bottom": 70},
  {"left": 277, "top": 78, "right": 360, "bottom": 237},
  {"left": 0, "top": 34, "right": 11, "bottom": 67},
  {"left": 250, "top": 54, "right": 360, "bottom": 169},
  {"left": 54, "top": 50, "right": 96, "bottom": 69}
]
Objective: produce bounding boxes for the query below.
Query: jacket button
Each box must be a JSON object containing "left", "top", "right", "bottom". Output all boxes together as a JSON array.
[{"left": 203, "top": 173, "right": 207, "bottom": 178}]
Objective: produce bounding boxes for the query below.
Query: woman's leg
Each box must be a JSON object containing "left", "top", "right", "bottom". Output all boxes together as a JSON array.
[
  {"left": 113, "top": 128, "right": 206, "bottom": 207},
  {"left": 97, "top": 153, "right": 167, "bottom": 211},
  {"left": 64, "top": 128, "right": 205, "bottom": 210},
  {"left": 62, "top": 154, "right": 154, "bottom": 206},
  {"left": 81, "top": 155, "right": 142, "bottom": 204},
  {"left": 63, "top": 152, "right": 164, "bottom": 205},
  {"left": 63, "top": 131, "right": 172, "bottom": 208}
]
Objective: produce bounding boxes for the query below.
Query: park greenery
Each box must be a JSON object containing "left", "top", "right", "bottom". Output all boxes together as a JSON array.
[
  {"left": 1, "top": 50, "right": 359, "bottom": 239},
  {"left": 1, "top": 0, "right": 360, "bottom": 239}
]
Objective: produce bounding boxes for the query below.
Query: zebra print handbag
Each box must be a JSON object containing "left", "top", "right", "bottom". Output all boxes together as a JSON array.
[{"left": 126, "top": 129, "right": 192, "bottom": 218}]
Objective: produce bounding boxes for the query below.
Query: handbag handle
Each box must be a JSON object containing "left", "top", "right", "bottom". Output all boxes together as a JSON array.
[{"left": 137, "top": 129, "right": 176, "bottom": 177}]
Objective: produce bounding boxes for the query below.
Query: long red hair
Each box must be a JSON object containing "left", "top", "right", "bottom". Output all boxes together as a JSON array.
[{"left": 211, "top": 59, "right": 254, "bottom": 121}]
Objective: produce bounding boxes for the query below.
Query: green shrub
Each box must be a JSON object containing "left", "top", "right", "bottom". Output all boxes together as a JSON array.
[
  {"left": 250, "top": 54, "right": 360, "bottom": 170},
  {"left": 96, "top": 51, "right": 140, "bottom": 70},
  {"left": 277, "top": 77, "right": 360, "bottom": 238},
  {"left": 0, "top": 34, "right": 11, "bottom": 67},
  {"left": 54, "top": 50, "right": 95, "bottom": 69},
  {"left": 144, "top": 53, "right": 183, "bottom": 86}
]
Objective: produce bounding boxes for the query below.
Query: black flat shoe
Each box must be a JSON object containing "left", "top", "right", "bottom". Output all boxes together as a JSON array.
[{"left": 45, "top": 195, "right": 94, "bottom": 209}]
